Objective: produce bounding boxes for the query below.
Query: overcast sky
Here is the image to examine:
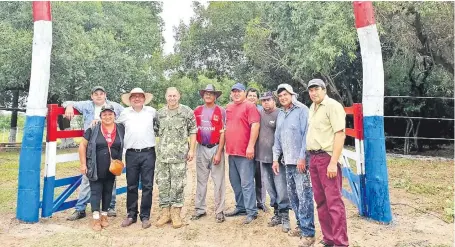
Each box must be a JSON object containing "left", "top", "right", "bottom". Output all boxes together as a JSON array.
[{"left": 160, "top": 0, "right": 208, "bottom": 55}]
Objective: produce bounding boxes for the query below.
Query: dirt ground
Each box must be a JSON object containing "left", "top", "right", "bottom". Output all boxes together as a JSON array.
[{"left": 0, "top": 157, "right": 453, "bottom": 247}]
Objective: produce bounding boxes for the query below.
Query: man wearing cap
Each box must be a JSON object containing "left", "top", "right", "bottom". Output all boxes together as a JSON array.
[
  {"left": 306, "top": 79, "right": 348, "bottom": 247},
  {"left": 116, "top": 88, "right": 157, "bottom": 229},
  {"left": 256, "top": 91, "right": 291, "bottom": 232},
  {"left": 155, "top": 87, "right": 197, "bottom": 229},
  {"left": 224, "top": 82, "right": 261, "bottom": 224},
  {"left": 63, "top": 86, "right": 124, "bottom": 221},
  {"left": 272, "top": 83, "right": 315, "bottom": 247},
  {"left": 190, "top": 84, "right": 227, "bottom": 223},
  {"left": 246, "top": 87, "right": 266, "bottom": 212}
]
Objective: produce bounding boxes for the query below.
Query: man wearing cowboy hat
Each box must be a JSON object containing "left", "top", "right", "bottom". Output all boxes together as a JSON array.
[
  {"left": 190, "top": 84, "right": 227, "bottom": 223},
  {"left": 63, "top": 86, "right": 124, "bottom": 221},
  {"left": 116, "top": 88, "right": 157, "bottom": 229},
  {"left": 155, "top": 87, "right": 197, "bottom": 229}
]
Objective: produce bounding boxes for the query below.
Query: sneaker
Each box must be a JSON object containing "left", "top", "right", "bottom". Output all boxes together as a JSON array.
[
  {"left": 288, "top": 227, "right": 301, "bottom": 237},
  {"left": 315, "top": 240, "right": 334, "bottom": 247},
  {"left": 121, "top": 217, "right": 136, "bottom": 227},
  {"left": 107, "top": 208, "right": 117, "bottom": 217},
  {"left": 67, "top": 210, "right": 86, "bottom": 221},
  {"left": 243, "top": 215, "right": 257, "bottom": 224},
  {"left": 298, "top": 236, "right": 316, "bottom": 247},
  {"left": 225, "top": 209, "right": 247, "bottom": 217},
  {"left": 190, "top": 212, "right": 207, "bottom": 221},
  {"left": 215, "top": 212, "right": 225, "bottom": 223},
  {"left": 267, "top": 215, "right": 282, "bottom": 227},
  {"left": 142, "top": 219, "right": 151, "bottom": 229}
]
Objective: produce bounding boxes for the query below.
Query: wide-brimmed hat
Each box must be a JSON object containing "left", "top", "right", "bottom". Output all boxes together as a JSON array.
[
  {"left": 199, "top": 84, "right": 222, "bottom": 98},
  {"left": 121, "top": 88, "right": 153, "bottom": 106}
]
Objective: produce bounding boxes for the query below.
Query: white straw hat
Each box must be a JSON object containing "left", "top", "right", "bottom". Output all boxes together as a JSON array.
[{"left": 121, "top": 88, "right": 153, "bottom": 106}]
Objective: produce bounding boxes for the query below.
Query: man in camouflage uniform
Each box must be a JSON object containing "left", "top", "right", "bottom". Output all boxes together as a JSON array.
[{"left": 155, "top": 87, "right": 197, "bottom": 229}]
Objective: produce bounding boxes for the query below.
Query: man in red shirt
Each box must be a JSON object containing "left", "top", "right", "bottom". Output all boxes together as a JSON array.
[
  {"left": 224, "top": 82, "right": 261, "bottom": 224},
  {"left": 191, "top": 84, "right": 227, "bottom": 223}
]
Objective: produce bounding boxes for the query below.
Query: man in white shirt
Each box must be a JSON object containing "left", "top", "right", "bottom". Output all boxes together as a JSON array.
[{"left": 116, "top": 88, "right": 157, "bottom": 229}]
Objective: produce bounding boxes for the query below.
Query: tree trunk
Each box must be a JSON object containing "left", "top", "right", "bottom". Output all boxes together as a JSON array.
[
  {"left": 404, "top": 119, "right": 414, "bottom": 155},
  {"left": 413, "top": 120, "right": 422, "bottom": 152},
  {"left": 8, "top": 90, "right": 19, "bottom": 143}
]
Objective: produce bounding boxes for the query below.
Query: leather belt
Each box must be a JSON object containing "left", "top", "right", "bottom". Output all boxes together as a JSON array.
[
  {"left": 127, "top": 147, "right": 153, "bottom": 153},
  {"left": 308, "top": 150, "right": 325, "bottom": 154},
  {"left": 200, "top": 143, "right": 219, "bottom": 148}
]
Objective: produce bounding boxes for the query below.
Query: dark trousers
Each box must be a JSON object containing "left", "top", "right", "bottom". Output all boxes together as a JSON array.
[
  {"left": 126, "top": 148, "right": 156, "bottom": 221},
  {"left": 254, "top": 161, "right": 266, "bottom": 207},
  {"left": 90, "top": 177, "right": 115, "bottom": 212},
  {"left": 309, "top": 152, "right": 349, "bottom": 247}
]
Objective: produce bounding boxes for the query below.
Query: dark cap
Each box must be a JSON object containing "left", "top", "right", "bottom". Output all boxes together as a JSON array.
[
  {"left": 100, "top": 104, "right": 115, "bottom": 116},
  {"left": 231, "top": 82, "right": 246, "bottom": 91},
  {"left": 91, "top": 86, "right": 106, "bottom": 94},
  {"left": 307, "top": 79, "right": 326, "bottom": 89},
  {"left": 259, "top": 91, "right": 274, "bottom": 100}
]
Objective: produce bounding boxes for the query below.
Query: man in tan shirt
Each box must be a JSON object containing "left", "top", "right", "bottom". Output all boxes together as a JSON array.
[{"left": 306, "top": 79, "right": 349, "bottom": 247}]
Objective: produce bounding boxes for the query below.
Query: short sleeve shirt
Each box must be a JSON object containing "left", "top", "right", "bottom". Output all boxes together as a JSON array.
[
  {"left": 306, "top": 95, "right": 346, "bottom": 155},
  {"left": 256, "top": 108, "right": 279, "bottom": 163},
  {"left": 225, "top": 101, "right": 260, "bottom": 157}
]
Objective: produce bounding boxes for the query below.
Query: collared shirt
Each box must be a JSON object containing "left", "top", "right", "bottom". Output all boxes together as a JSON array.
[
  {"left": 307, "top": 95, "right": 346, "bottom": 155},
  {"left": 272, "top": 104, "right": 309, "bottom": 165},
  {"left": 116, "top": 106, "right": 157, "bottom": 149},
  {"left": 256, "top": 108, "right": 279, "bottom": 163},
  {"left": 62, "top": 100, "right": 124, "bottom": 130},
  {"left": 156, "top": 104, "right": 197, "bottom": 163}
]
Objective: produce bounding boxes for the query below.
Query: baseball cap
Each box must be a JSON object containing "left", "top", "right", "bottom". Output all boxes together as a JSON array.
[
  {"left": 259, "top": 91, "right": 274, "bottom": 100},
  {"left": 100, "top": 104, "right": 115, "bottom": 116},
  {"left": 91, "top": 86, "right": 106, "bottom": 94},
  {"left": 276, "top": 84, "right": 296, "bottom": 95},
  {"left": 231, "top": 83, "right": 246, "bottom": 91},
  {"left": 307, "top": 79, "right": 326, "bottom": 89}
]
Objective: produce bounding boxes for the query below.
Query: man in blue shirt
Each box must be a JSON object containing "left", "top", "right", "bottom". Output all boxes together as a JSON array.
[
  {"left": 272, "top": 84, "right": 315, "bottom": 247},
  {"left": 63, "top": 86, "right": 124, "bottom": 221}
]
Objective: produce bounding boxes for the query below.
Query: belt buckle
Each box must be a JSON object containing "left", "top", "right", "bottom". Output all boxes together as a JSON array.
[{"left": 134, "top": 148, "right": 141, "bottom": 152}]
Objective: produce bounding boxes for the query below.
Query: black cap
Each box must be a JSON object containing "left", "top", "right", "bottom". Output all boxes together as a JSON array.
[
  {"left": 91, "top": 86, "right": 106, "bottom": 94},
  {"left": 100, "top": 104, "right": 115, "bottom": 116}
]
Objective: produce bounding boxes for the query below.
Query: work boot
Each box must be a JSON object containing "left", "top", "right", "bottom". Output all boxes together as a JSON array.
[
  {"left": 100, "top": 215, "right": 109, "bottom": 228},
  {"left": 280, "top": 210, "right": 291, "bottom": 233},
  {"left": 92, "top": 219, "right": 102, "bottom": 231},
  {"left": 171, "top": 207, "right": 183, "bottom": 229},
  {"left": 267, "top": 208, "right": 281, "bottom": 227},
  {"left": 298, "top": 236, "right": 316, "bottom": 247},
  {"left": 67, "top": 210, "right": 86, "bottom": 221},
  {"left": 155, "top": 207, "right": 171, "bottom": 227}
]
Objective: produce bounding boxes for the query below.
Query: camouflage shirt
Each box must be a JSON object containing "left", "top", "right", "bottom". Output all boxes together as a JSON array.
[{"left": 156, "top": 104, "right": 197, "bottom": 163}]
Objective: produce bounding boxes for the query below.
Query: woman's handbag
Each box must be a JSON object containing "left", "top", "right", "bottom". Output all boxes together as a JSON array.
[{"left": 108, "top": 146, "right": 124, "bottom": 176}]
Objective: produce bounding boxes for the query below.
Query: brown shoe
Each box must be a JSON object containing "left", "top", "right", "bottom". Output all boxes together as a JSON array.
[
  {"left": 142, "top": 219, "right": 151, "bottom": 229},
  {"left": 298, "top": 236, "right": 316, "bottom": 247},
  {"left": 100, "top": 215, "right": 109, "bottom": 228},
  {"left": 288, "top": 227, "right": 301, "bottom": 237},
  {"left": 170, "top": 207, "right": 183, "bottom": 229},
  {"left": 92, "top": 219, "right": 102, "bottom": 231},
  {"left": 155, "top": 207, "right": 171, "bottom": 227},
  {"left": 120, "top": 217, "right": 136, "bottom": 227}
]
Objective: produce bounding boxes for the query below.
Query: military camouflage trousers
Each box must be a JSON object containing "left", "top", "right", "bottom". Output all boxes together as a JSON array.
[{"left": 156, "top": 161, "right": 187, "bottom": 208}]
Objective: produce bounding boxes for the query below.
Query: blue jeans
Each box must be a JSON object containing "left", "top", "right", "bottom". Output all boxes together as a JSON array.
[
  {"left": 285, "top": 164, "right": 315, "bottom": 237},
  {"left": 261, "top": 162, "right": 290, "bottom": 211},
  {"left": 75, "top": 175, "right": 116, "bottom": 211},
  {"left": 228, "top": 155, "right": 257, "bottom": 217}
]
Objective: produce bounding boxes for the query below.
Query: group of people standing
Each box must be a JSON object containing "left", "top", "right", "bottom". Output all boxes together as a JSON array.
[{"left": 64, "top": 78, "right": 349, "bottom": 247}]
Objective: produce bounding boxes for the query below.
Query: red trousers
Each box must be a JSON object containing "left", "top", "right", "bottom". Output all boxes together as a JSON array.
[{"left": 309, "top": 152, "right": 349, "bottom": 247}]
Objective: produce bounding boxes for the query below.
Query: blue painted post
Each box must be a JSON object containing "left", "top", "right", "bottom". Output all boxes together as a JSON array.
[
  {"left": 353, "top": 1, "right": 392, "bottom": 223},
  {"left": 16, "top": 1, "right": 52, "bottom": 223}
]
